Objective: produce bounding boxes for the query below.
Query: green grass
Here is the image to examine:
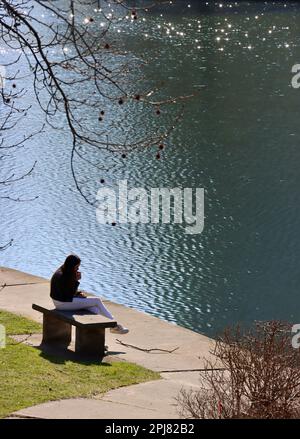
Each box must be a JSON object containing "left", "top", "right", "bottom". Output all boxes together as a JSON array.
[
  {"left": 0, "top": 310, "right": 42, "bottom": 335},
  {"left": 0, "top": 310, "right": 160, "bottom": 419}
]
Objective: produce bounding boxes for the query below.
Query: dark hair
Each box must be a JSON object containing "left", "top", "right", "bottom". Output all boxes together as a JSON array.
[
  {"left": 62, "top": 254, "right": 81, "bottom": 275},
  {"left": 60, "top": 254, "right": 81, "bottom": 291}
]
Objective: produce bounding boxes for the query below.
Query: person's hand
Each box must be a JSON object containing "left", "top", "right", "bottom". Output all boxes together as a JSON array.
[
  {"left": 76, "top": 271, "right": 82, "bottom": 280},
  {"left": 75, "top": 291, "right": 87, "bottom": 298}
]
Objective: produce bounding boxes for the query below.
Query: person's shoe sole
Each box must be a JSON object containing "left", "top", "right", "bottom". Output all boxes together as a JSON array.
[{"left": 110, "top": 328, "right": 129, "bottom": 335}]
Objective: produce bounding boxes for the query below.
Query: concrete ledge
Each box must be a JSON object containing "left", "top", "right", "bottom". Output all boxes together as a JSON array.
[{"left": 0, "top": 266, "right": 46, "bottom": 286}]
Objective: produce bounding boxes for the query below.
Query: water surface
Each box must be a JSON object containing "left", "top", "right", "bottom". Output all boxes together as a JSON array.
[{"left": 1, "top": 1, "right": 300, "bottom": 337}]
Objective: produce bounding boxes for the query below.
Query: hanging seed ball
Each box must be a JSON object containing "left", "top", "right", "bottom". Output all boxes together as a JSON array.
[
  {"left": 100, "top": 178, "right": 105, "bottom": 184},
  {"left": 133, "top": 15, "right": 137, "bottom": 20},
  {"left": 122, "top": 153, "right": 127, "bottom": 159},
  {"left": 156, "top": 153, "right": 161, "bottom": 160},
  {"left": 89, "top": 17, "right": 94, "bottom": 22},
  {"left": 100, "top": 110, "right": 105, "bottom": 115},
  {"left": 6, "top": 98, "right": 10, "bottom": 103},
  {"left": 159, "top": 144, "right": 164, "bottom": 150},
  {"left": 98, "top": 117, "right": 103, "bottom": 121},
  {"left": 135, "top": 94, "right": 141, "bottom": 101},
  {"left": 132, "top": 10, "right": 136, "bottom": 16},
  {"left": 12, "top": 83, "right": 16, "bottom": 89},
  {"left": 104, "top": 43, "right": 110, "bottom": 49},
  {"left": 118, "top": 98, "right": 124, "bottom": 105},
  {"left": 111, "top": 222, "right": 116, "bottom": 226},
  {"left": 156, "top": 109, "right": 161, "bottom": 115}
]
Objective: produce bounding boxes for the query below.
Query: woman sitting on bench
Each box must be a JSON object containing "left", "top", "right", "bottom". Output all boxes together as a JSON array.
[{"left": 50, "top": 254, "right": 129, "bottom": 335}]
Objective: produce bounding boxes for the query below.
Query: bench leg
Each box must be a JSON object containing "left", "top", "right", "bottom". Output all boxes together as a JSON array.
[
  {"left": 75, "top": 326, "right": 105, "bottom": 358},
  {"left": 42, "top": 313, "right": 72, "bottom": 347}
]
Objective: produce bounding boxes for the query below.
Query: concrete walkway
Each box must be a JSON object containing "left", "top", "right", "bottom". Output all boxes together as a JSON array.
[{"left": 0, "top": 266, "right": 215, "bottom": 419}]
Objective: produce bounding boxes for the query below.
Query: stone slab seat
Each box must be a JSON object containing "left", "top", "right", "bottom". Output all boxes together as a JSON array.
[{"left": 32, "top": 303, "right": 117, "bottom": 359}]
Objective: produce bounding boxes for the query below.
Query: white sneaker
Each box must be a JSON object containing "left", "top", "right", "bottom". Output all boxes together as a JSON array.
[{"left": 110, "top": 324, "right": 129, "bottom": 335}]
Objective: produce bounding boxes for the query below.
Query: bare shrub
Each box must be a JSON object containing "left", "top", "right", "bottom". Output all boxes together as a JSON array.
[{"left": 177, "top": 321, "right": 300, "bottom": 419}]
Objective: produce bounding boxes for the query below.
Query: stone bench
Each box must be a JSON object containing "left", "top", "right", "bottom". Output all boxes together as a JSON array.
[{"left": 32, "top": 303, "right": 117, "bottom": 358}]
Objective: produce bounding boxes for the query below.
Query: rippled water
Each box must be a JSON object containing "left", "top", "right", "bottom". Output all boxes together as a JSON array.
[{"left": 1, "top": 1, "right": 300, "bottom": 337}]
